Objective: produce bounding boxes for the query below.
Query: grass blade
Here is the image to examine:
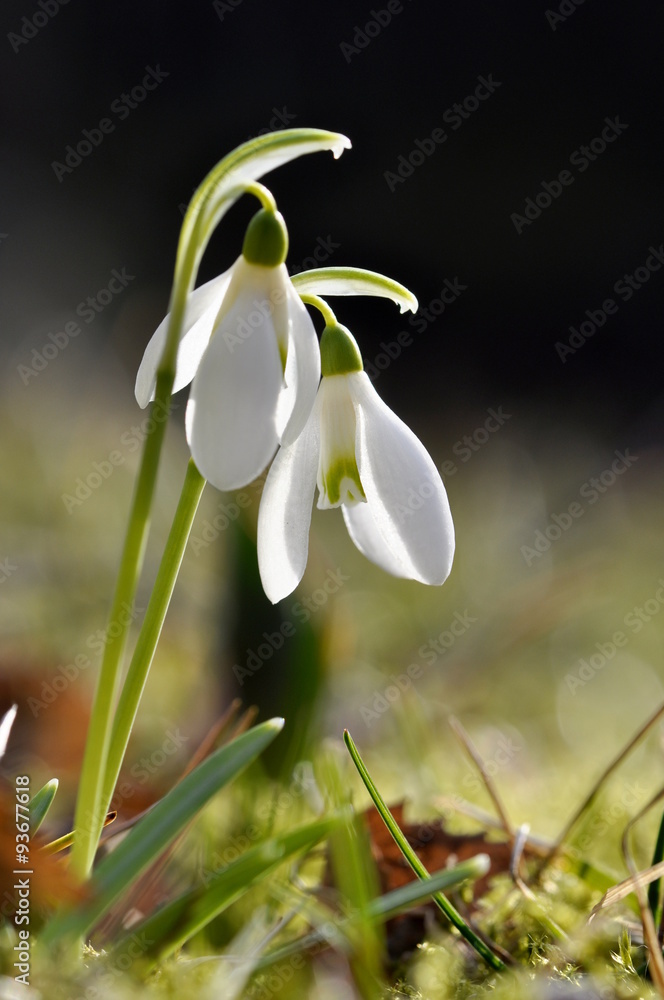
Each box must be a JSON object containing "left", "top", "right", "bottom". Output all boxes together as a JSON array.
[
  {"left": 648, "top": 809, "right": 664, "bottom": 923},
  {"left": 343, "top": 729, "right": 506, "bottom": 971},
  {"left": 111, "top": 814, "right": 339, "bottom": 967},
  {"left": 258, "top": 855, "right": 492, "bottom": 970},
  {"left": 42, "top": 718, "right": 284, "bottom": 944},
  {"left": 29, "top": 778, "right": 58, "bottom": 834},
  {"left": 322, "top": 747, "right": 385, "bottom": 999},
  {"left": 370, "top": 854, "right": 491, "bottom": 920}
]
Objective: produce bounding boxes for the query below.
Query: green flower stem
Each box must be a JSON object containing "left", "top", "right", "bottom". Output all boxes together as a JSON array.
[
  {"left": 243, "top": 181, "right": 277, "bottom": 213},
  {"left": 299, "top": 293, "right": 337, "bottom": 327},
  {"left": 343, "top": 729, "right": 506, "bottom": 972},
  {"left": 101, "top": 459, "right": 206, "bottom": 819},
  {"left": 71, "top": 367, "right": 177, "bottom": 881}
]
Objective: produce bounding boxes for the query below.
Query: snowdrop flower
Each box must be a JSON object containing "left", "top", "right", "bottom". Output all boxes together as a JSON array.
[
  {"left": 258, "top": 322, "right": 455, "bottom": 603},
  {"left": 135, "top": 208, "right": 320, "bottom": 490}
]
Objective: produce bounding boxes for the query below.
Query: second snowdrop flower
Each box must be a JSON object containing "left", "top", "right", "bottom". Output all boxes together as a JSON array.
[{"left": 258, "top": 322, "right": 455, "bottom": 603}]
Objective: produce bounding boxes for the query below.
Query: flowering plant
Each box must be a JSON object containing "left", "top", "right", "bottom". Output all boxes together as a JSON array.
[{"left": 16, "top": 130, "right": 475, "bottom": 987}]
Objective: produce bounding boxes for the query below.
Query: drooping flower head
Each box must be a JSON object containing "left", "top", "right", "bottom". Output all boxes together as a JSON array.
[
  {"left": 135, "top": 207, "right": 320, "bottom": 491},
  {"left": 258, "top": 321, "right": 455, "bottom": 603}
]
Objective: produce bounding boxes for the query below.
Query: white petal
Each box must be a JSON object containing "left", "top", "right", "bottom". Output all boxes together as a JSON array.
[
  {"left": 276, "top": 284, "right": 321, "bottom": 445},
  {"left": 185, "top": 282, "right": 284, "bottom": 491},
  {"left": 349, "top": 372, "right": 455, "bottom": 585},
  {"left": 342, "top": 502, "right": 413, "bottom": 578},
  {"left": 257, "top": 402, "right": 321, "bottom": 603},
  {"left": 135, "top": 267, "right": 234, "bottom": 408},
  {"left": 0, "top": 703, "right": 17, "bottom": 759}
]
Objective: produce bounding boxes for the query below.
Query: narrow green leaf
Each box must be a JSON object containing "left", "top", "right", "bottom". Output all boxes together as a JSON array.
[
  {"left": 369, "top": 854, "right": 491, "bottom": 920},
  {"left": 29, "top": 778, "right": 58, "bottom": 834},
  {"left": 43, "top": 719, "right": 283, "bottom": 944},
  {"left": 343, "top": 729, "right": 506, "bottom": 972},
  {"left": 292, "top": 267, "right": 418, "bottom": 314},
  {"left": 112, "top": 814, "right": 339, "bottom": 968},
  {"left": 258, "top": 856, "right": 492, "bottom": 971},
  {"left": 648, "top": 810, "right": 664, "bottom": 922}
]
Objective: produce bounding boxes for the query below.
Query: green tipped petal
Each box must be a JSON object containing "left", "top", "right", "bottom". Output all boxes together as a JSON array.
[
  {"left": 316, "top": 372, "right": 365, "bottom": 509},
  {"left": 319, "top": 454, "right": 366, "bottom": 507}
]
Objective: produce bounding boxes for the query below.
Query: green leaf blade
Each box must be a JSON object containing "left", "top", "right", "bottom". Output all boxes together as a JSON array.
[
  {"left": 30, "top": 778, "right": 59, "bottom": 834},
  {"left": 43, "top": 719, "right": 284, "bottom": 945},
  {"left": 113, "top": 814, "right": 339, "bottom": 967},
  {"left": 343, "top": 729, "right": 506, "bottom": 972}
]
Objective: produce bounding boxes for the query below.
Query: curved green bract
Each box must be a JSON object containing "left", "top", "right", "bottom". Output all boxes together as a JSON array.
[
  {"left": 293, "top": 267, "right": 418, "bottom": 314},
  {"left": 163, "top": 128, "right": 352, "bottom": 377},
  {"left": 170, "top": 129, "right": 352, "bottom": 373}
]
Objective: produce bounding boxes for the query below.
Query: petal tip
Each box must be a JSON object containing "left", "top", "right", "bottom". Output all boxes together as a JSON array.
[
  {"left": 260, "top": 573, "right": 295, "bottom": 606},
  {"left": 400, "top": 293, "right": 419, "bottom": 314},
  {"left": 134, "top": 380, "right": 152, "bottom": 410},
  {"left": 331, "top": 134, "right": 352, "bottom": 158}
]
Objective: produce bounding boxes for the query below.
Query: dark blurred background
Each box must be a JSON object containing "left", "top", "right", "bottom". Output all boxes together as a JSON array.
[{"left": 2, "top": 0, "right": 662, "bottom": 442}]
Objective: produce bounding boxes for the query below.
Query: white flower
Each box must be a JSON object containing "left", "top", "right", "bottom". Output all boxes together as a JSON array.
[
  {"left": 135, "top": 211, "right": 320, "bottom": 491},
  {"left": 257, "top": 324, "right": 455, "bottom": 603}
]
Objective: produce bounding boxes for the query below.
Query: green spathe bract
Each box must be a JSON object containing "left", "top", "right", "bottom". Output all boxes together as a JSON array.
[
  {"left": 242, "top": 208, "right": 289, "bottom": 267},
  {"left": 292, "top": 266, "right": 418, "bottom": 314},
  {"left": 320, "top": 323, "right": 364, "bottom": 376}
]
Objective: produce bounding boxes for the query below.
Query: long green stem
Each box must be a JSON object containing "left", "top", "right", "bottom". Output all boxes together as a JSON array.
[
  {"left": 70, "top": 151, "right": 208, "bottom": 884},
  {"left": 71, "top": 367, "right": 178, "bottom": 880},
  {"left": 101, "top": 459, "right": 206, "bottom": 819},
  {"left": 343, "top": 729, "right": 506, "bottom": 972}
]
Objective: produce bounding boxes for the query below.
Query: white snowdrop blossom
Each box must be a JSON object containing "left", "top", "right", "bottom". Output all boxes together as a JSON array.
[
  {"left": 135, "top": 209, "right": 320, "bottom": 491},
  {"left": 258, "top": 323, "right": 455, "bottom": 603}
]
